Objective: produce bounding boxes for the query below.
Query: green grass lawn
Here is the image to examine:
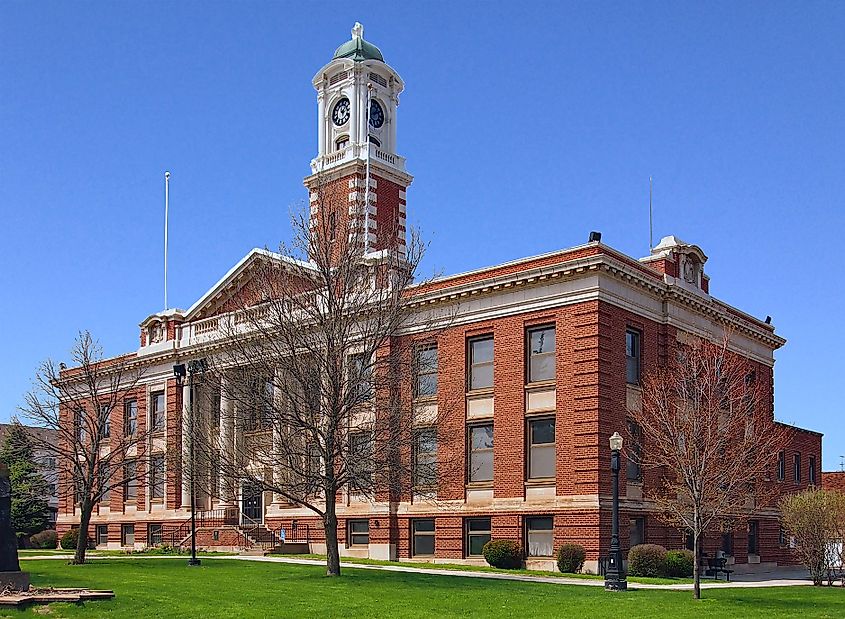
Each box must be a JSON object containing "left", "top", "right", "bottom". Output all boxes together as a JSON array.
[{"left": 4, "top": 558, "right": 840, "bottom": 618}]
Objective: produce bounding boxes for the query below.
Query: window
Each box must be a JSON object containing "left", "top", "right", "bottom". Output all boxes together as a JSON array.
[
  {"left": 527, "top": 418, "right": 555, "bottom": 480},
  {"left": 779, "top": 525, "right": 788, "bottom": 547},
  {"left": 777, "top": 450, "right": 785, "bottom": 481},
  {"left": 627, "top": 420, "right": 643, "bottom": 481},
  {"left": 468, "top": 336, "right": 494, "bottom": 390},
  {"left": 348, "top": 520, "right": 369, "bottom": 546},
  {"left": 148, "top": 523, "right": 163, "bottom": 546},
  {"left": 349, "top": 432, "right": 373, "bottom": 492},
  {"left": 151, "top": 391, "right": 165, "bottom": 432},
  {"left": 97, "top": 525, "right": 108, "bottom": 546},
  {"left": 415, "top": 344, "right": 438, "bottom": 398},
  {"left": 468, "top": 424, "right": 493, "bottom": 483},
  {"left": 626, "top": 329, "right": 641, "bottom": 385},
  {"left": 247, "top": 378, "right": 273, "bottom": 431},
  {"left": 721, "top": 530, "right": 734, "bottom": 556},
  {"left": 74, "top": 412, "right": 85, "bottom": 443},
  {"left": 124, "top": 399, "right": 137, "bottom": 437},
  {"left": 121, "top": 524, "right": 135, "bottom": 546},
  {"left": 793, "top": 453, "right": 801, "bottom": 483},
  {"left": 329, "top": 211, "right": 337, "bottom": 242},
  {"left": 809, "top": 456, "right": 817, "bottom": 485},
  {"left": 527, "top": 325, "right": 555, "bottom": 383},
  {"left": 368, "top": 135, "right": 381, "bottom": 147},
  {"left": 123, "top": 461, "right": 137, "bottom": 501},
  {"left": 336, "top": 136, "right": 349, "bottom": 150},
  {"left": 348, "top": 353, "right": 373, "bottom": 401},
  {"left": 150, "top": 455, "right": 165, "bottom": 500},
  {"left": 747, "top": 520, "right": 759, "bottom": 555},
  {"left": 99, "top": 405, "right": 111, "bottom": 438},
  {"left": 629, "top": 517, "right": 645, "bottom": 548},
  {"left": 412, "top": 519, "right": 435, "bottom": 556},
  {"left": 413, "top": 427, "right": 437, "bottom": 488},
  {"left": 465, "top": 518, "right": 491, "bottom": 557},
  {"left": 526, "top": 516, "right": 554, "bottom": 557}
]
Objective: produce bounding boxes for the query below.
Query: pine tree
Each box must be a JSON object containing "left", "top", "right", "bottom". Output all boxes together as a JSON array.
[{"left": 0, "top": 421, "right": 49, "bottom": 541}]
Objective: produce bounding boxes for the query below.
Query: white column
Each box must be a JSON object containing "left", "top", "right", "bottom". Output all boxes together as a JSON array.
[
  {"left": 180, "top": 382, "right": 191, "bottom": 509},
  {"left": 272, "top": 367, "right": 284, "bottom": 506},
  {"left": 317, "top": 92, "right": 326, "bottom": 156},
  {"left": 219, "top": 374, "right": 235, "bottom": 507},
  {"left": 389, "top": 93, "right": 397, "bottom": 153},
  {"left": 350, "top": 74, "right": 359, "bottom": 145}
]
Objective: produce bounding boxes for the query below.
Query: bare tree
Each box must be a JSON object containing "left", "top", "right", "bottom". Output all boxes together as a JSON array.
[
  {"left": 781, "top": 487, "right": 845, "bottom": 585},
  {"left": 190, "top": 175, "right": 457, "bottom": 576},
  {"left": 628, "top": 332, "right": 788, "bottom": 598},
  {"left": 20, "top": 331, "right": 146, "bottom": 564}
]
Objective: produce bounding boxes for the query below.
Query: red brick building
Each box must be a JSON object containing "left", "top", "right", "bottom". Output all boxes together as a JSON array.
[{"left": 57, "top": 24, "right": 821, "bottom": 573}]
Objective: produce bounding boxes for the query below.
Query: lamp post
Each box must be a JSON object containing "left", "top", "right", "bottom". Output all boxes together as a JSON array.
[
  {"left": 605, "top": 431, "right": 627, "bottom": 591},
  {"left": 174, "top": 359, "right": 207, "bottom": 567}
]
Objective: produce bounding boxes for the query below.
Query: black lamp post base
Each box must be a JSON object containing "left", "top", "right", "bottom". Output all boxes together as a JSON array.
[
  {"left": 604, "top": 576, "right": 627, "bottom": 591},
  {"left": 187, "top": 558, "right": 202, "bottom": 567}
]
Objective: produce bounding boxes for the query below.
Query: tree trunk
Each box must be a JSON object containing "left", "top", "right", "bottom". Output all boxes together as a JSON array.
[
  {"left": 324, "top": 490, "right": 341, "bottom": 577},
  {"left": 74, "top": 503, "right": 92, "bottom": 565},
  {"left": 692, "top": 512, "right": 701, "bottom": 599}
]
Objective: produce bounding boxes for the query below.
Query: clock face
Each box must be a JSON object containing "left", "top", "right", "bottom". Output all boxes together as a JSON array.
[
  {"left": 369, "top": 100, "right": 385, "bottom": 129},
  {"left": 332, "top": 98, "right": 350, "bottom": 126}
]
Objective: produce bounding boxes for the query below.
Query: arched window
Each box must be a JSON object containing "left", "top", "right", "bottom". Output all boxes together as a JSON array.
[
  {"left": 368, "top": 135, "right": 381, "bottom": 148},
  {"left": 336, "top": 136, "right": 349, "bottom": 151}
]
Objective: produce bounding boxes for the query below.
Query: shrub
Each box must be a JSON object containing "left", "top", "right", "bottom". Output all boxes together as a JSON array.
[
  {"left": 59, "top": 528, "right": 89, "bottom": 550},
  {"left": 556, "top": 543, "right": 586, "bottom": 573},
  {"left": 627, "top": 543, "right": 667, "bottom": 577},
  {"left": 482, "top": 539, "right": 523, "bottom": 569},
  {"left": 664, "top": 549, "right": 694, "bottom": 578},
  {"left": 30, "top": 530, "right": 58, "bottom": 550}
]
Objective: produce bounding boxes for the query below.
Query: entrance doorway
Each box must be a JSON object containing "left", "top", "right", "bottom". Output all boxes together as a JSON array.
[{"left": 242, "top": 483, "right": 263, "bottom": 524}]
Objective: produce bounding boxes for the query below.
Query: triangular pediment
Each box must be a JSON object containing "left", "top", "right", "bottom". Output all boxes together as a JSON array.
[{"left": 184, "top": 248, "right": 316, "bottom": 322}]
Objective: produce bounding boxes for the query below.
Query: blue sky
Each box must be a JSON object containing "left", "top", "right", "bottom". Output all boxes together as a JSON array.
[{"left": 2, "top": 1, "right": 843, "bottom": 468}]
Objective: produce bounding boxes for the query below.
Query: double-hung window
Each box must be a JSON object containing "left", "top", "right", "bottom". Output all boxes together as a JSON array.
[
  {"left": 150, "top": 454, "right": 165, "bottom": 500},
  {"left": 527, "top": 325, "right": 555, "bottom": 383},
  {"left": 468, "top": 336, "right": 494, "bottom": 390},
  {"left": 412, "top": 519, "right": 436, "bottom": 556},
  {"left": 96, "top": 525, "right": 108, "bottom": 546},
  {"left": 526, "top": 517, "right": 554, "bottom": 557},
  {"left": 124, "top": 399, "right": 137, "bottom": 437},
  {"left": 121, "top": 524, "right": 135, "bottom": 547},
  {"left": 148, "top": 523, "right": 163, "bottom": 546},
  {"left": 413, "top": 427, "right": 437, "bottom": 488},
  {"left": 777, "top": 450, "right": 785, "bottom": 481},
  {"left": 626, "top": 329, "right": 641, "bottom": 385},
  {"left": 415, "top": 344, "right": 438, "bottom": 398},
  {"left": 349, "top": 432, "right": 373, "bottom": 493},
  {"left": 468, "top": 424, "right": 493, "bottom": 483},
  {"left": 747, "top": 520, "right": 759, "bottom": 555},
  {"left": 465, "top": 518, "right": 491, "bottom": 557},
  {"left": 793, "top": 453, "right": 801, "bottom": 483},
  {"left": 809, "top": 456, "right": 817, "bottom": 485},
  {"left": 349, "top": 354, "right": 373, "bottom": 401},
  {"left": 348, "top": 520, "right": 369, "bottom": 547},
  {"left": 151, "top": 391, "right": 165, "bottom": 432},
  {"left": 527, "top": 418, "right": 555, "bottom": 480},
  {"left": 123, "top": 460, "right": 137, "bottom": 502}
]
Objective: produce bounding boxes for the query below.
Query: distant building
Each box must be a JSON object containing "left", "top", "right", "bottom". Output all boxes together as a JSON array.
[
  {"left": 0, "top": 423, "right": 58, "bottom": 529},
  {"left": 822, "top": 471, "right": 845, "bottom": 493}
]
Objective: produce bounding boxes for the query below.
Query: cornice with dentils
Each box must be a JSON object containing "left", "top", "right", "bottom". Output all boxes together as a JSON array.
[{"left": 407, "top": 251, "right": 785, "bottom": 350}]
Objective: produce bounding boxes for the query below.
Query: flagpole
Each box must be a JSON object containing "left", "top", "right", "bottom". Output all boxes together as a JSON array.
[{"left": 164, "top": 171, "right": 171, "bottom": 310}]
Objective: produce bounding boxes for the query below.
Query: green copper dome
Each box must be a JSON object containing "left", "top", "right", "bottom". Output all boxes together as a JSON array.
[{"left": 333, "top": 23, "right": 384, "bottom": 62}]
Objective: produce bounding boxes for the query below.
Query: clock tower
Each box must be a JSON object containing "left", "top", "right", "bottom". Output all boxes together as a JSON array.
[{"left": 305, "top": 23, "right": 412, "bottom": 262}]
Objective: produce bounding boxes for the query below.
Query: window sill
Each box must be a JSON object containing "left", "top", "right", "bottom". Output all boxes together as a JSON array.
[
  {"left": 465, "top": 482, "right": 493, "bottom": 490},
  {"left": 626, "top": 383, "right": 642, "bottom": 390},
  {"left": 525, "top": 381, "right": 556, "bottom": 390},
  {"left": 413, "top": 396, "right": 438, "bottom": 404},
  {"left": 466, "top": 388, "right": 494, "bottom": 397},
  {"left": 524, "top": 478, "right": 555, "bottom": 487}
]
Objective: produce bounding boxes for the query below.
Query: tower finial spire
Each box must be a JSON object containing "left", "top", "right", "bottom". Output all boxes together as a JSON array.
[{"left": 352, "top": 22, "right": 363, "bottom": 39}]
